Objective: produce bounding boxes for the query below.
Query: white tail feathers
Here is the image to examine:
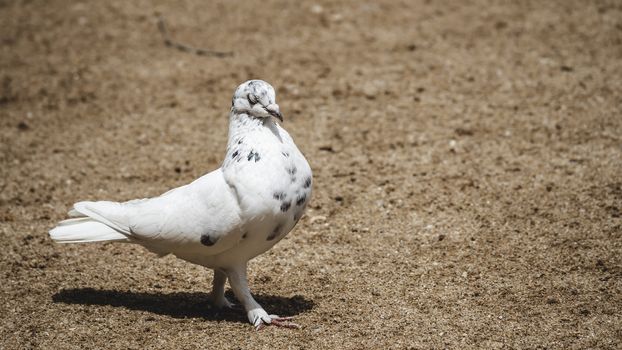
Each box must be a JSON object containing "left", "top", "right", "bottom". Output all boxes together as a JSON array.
[
  {"left": 49, "top": 203, "right": 129, "bottom": 243},
  {"left": 68, "top": 208, "right": 82, "bottom": 217}
]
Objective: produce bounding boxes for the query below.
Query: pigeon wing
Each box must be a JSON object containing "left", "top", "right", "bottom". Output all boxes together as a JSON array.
[{"left": 72, "top": 168, "right": 244, "bottom": 256}]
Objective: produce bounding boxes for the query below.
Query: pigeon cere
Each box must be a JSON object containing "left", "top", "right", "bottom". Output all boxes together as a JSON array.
[{"left": 2, "top": 1, "right": 620, "bottom": 348}]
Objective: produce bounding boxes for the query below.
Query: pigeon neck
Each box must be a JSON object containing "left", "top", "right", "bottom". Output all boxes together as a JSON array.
[
  {"left": 226, "top": 111, "right": 274, "bottom": 147},
  {"left": 229, "top": 112, "right": 269, "bottom": 133}
]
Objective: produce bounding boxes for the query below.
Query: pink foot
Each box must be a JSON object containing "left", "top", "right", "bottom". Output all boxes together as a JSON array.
[
  {"left": 256, "top": 316, "right": 300, "bottom": 331},
  {"left": 249, "top": 308, "right": 300, "bottom": 330}
]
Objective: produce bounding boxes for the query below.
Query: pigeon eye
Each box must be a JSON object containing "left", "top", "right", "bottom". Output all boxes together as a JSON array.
[{"left": 247, "top": 94, "right": 258, "bottom": 105}]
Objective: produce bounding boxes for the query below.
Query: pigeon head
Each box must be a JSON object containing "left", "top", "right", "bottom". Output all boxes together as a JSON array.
[{"left": 231, "top": 80, "right": 282, "bottom": 122}]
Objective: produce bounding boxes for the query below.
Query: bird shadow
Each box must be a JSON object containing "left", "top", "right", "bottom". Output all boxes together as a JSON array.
[{"left": 52, "top": 288, "right": 315, "bottom": 323}]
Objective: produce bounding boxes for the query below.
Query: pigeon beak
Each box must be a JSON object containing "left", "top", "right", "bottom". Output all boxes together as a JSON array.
[
  {"left": 271, "top": 110, "right": 283, "bottom": 122},
  {"left": 266, "top": 103, "right": 283, "bottom": 122}
]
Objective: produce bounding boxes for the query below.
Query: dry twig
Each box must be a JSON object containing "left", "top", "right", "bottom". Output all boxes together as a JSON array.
[{"left": 157, "top": 16, "right": 233, "bottom": 58}]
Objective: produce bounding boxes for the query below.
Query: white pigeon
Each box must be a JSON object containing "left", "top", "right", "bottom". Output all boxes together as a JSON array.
[{"left": 49, "top": 80, "right": 312, "bottom": 330}]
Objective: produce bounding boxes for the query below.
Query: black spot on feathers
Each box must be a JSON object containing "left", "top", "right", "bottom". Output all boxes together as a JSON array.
[
  {"left": 280, "top": 201, "right": 291, "bottom": 212},
  {"left": 296, "top": 194, "right": 307, "bottom": 206},
  {"left": 200, "top": 234, "right": 218, "bottom": 246},
  {"left": 267, "top": 223, "right": 282, "bottom": 241},
  {"left": 247, "top": 150, "right": 260, "bottom": 162}
]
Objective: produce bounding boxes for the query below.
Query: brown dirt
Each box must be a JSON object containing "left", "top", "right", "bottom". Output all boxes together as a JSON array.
[{"left": 1, "top": 0, "right": 621, "bottom": 348}]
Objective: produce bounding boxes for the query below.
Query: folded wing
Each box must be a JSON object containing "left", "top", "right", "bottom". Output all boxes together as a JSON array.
[{"left": 50, "top": 168, "right": 243, "bottom": 257}]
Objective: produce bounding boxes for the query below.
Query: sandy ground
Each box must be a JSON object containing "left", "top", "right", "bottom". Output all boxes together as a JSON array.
[{"left": 1, "top": 0, "right": 621, "bottom": 348}]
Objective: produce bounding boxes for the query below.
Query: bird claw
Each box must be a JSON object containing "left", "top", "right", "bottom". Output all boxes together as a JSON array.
[
  {"left": 255, "top": 316, "right": 300, "bottom": 331},
  {"left": 250, "top": 309, "right": 300, "bottom": 330},
  {"left": 268, "top": 317, "right": 300, "bottom": 329}
]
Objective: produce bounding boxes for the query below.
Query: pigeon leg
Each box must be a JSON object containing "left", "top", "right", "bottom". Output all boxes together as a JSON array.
[
  {"left": 210, "top": 269, "right": 235, "bottom": 308},
  {"left": 225, "top": 264, "right": 300, "bottom": 330}
]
